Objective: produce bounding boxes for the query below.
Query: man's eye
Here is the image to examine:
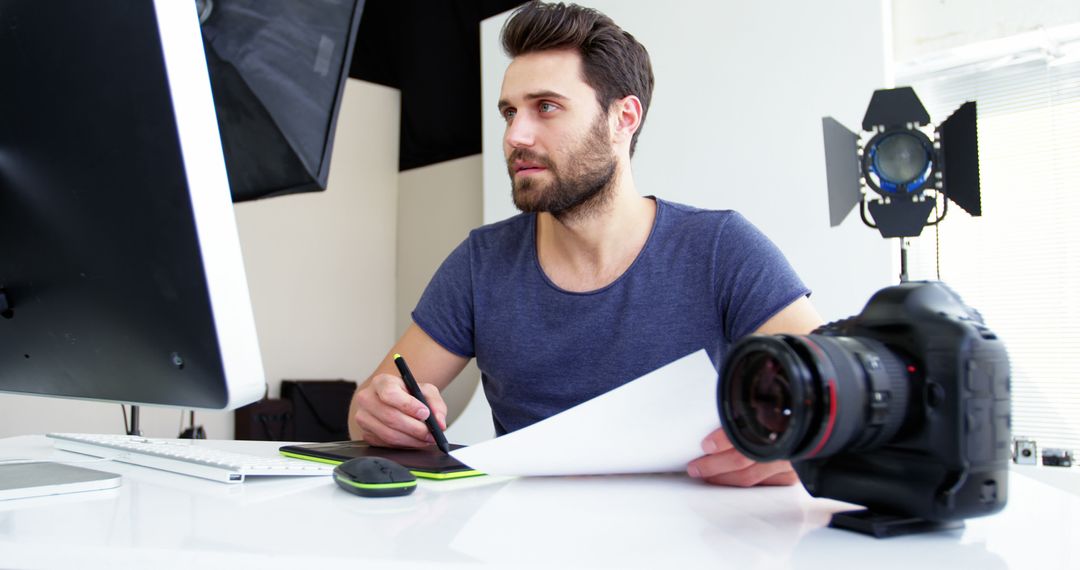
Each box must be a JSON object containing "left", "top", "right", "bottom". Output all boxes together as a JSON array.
[
  {"left": 503, "top": 109, "right": 516, "bottom": 121},
  {"left": 539, "top": 102, "right": 557, "bottom": 113}
]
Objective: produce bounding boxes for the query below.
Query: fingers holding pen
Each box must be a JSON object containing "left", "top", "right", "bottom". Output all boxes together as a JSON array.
[
  {"left": 372, "top": 374, "right": 430, "bottom": 421},
  {"left": 373, "top": 375, "right": 439, "bottom": 441},
  {"left": 354, "top": 413, "right": 430, "bottom": 448},
  {"left": 419, "top": 382, "right": 448, "bottom": 430},
  {"left": 353, "top": 374, "right": 435, "bottom": 447}
]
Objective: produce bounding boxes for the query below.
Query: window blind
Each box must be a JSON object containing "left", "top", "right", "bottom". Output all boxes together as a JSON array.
[{"left": 896, "top": 31, "right": 1080, "bottom": 453}]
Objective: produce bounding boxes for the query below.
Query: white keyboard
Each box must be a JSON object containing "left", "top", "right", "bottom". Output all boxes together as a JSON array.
[{"left": 47, "top": 433, "right": 334, "bottom": 484}]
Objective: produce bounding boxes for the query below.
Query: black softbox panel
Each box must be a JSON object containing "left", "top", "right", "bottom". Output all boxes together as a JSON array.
[{"left": 200, "top": 0, "right": 365, "bottom": 202}]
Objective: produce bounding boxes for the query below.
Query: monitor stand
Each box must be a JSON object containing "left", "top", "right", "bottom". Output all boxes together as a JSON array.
[{"left": 126, "top": 405, "right": 143, "bottom": 436}]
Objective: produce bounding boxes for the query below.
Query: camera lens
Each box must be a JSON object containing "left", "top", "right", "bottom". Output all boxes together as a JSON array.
[
  {"left": 719, "top": 334, "right": 912, "bottom": 462},
  {"left": 722, "top": 337, "right": 813, "bottom": 459},
  {"left": 742, "top": 355, "right": 792, "bottom": 438}
]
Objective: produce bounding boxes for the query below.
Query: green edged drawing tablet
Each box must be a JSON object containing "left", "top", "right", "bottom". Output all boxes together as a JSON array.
[{"left": 279, "top": 441, "right": 484, "bottom": 480}]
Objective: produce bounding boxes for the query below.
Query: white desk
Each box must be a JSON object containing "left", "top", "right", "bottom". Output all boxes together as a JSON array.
[{"left": 1, "top": 435, "right": 1077, "bottom": 569}]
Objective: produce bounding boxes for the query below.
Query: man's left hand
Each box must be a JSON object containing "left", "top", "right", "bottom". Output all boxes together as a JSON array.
[{"left": 688, "top": 428, "right": 800, "bottom": 487}]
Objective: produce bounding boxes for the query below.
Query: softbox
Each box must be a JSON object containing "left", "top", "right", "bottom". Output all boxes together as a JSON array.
[{"left": 199, "top": 0, "right": 365, "bottom": 202}]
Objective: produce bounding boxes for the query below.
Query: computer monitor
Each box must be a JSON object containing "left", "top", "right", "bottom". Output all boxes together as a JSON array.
[{"left": 0, "top": 2, "right": 276, "bottom": 420}]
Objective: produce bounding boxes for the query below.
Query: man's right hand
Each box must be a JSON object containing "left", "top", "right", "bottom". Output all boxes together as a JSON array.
[
  {"left": 348, "top": 324, "right": 470, "bottom": 446},
  {"left": 350, "top": 372, "right": 449, "bottom": 448}
]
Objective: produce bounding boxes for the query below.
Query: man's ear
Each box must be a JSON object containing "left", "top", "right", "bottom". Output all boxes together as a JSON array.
[{"left": 610, "top": 95, "right": 643, "bottom": 146}]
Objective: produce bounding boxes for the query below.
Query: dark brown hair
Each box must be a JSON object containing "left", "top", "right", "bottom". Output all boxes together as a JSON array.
[{"left": 501, "top": 1, "right": 654, "bottom": 157}]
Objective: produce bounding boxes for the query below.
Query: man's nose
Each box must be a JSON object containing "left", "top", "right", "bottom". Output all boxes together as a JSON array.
[{"left": 504, "top": 115, "right": 535, "bottom": 149}]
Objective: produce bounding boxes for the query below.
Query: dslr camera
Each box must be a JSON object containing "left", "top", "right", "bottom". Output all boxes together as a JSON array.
[{"left": 717, "top": 281, "right": 1010, "bottom": 536}]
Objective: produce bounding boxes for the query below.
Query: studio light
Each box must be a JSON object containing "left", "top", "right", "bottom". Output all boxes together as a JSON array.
[
  {"left": 822, "top": 86, "right": 982, "bottom": 280},
  {"left": 823, "top": 87, "right": 982, "bottom": 237}
]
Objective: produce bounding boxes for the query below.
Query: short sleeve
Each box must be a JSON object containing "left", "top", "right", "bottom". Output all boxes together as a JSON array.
[
  {"left": 411, "top": 238, "right": 476, "bottom": 358},
  {"left": 715, "top": 212, "right": 811, "bottom": 341}
]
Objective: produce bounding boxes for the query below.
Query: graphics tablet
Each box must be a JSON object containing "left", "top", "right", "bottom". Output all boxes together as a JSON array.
[{"left": 279, "top": 441, "right": 483, "bottom": 480}]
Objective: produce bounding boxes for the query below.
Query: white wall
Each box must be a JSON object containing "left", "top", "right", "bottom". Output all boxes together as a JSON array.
[
  {"left": 893, "top": 0, "right": 1080, "bottom": 62},
  {"left": 396, "top": 155, "right": 483, "bottom": 426},
  {"left": 482, "top": 0, "right": 894, "bottom": 322},
  {"left": 0, "top": 79, "right": 401, "bottom": 439},
  {"left": 234, "top": 80, "right": 400, "bottom": 400}
]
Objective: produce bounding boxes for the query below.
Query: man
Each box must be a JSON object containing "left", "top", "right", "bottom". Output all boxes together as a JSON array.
[{"left": 348, "top": 1, "right": 823, "bottom": 487}]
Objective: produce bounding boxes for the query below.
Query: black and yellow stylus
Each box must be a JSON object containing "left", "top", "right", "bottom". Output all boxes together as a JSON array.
[{"left": 393, "top": 353, "right": 451, "bottom": 454}]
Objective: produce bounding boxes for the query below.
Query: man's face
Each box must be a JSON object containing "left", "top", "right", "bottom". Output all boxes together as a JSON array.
[{"left": 498, "top": 50, "right": 617, "bottom": 219}]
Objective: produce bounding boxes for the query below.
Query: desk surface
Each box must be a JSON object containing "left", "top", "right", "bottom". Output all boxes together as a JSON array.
[{"left": 1, "top": 435, "right": 1077, "bottom": 569}]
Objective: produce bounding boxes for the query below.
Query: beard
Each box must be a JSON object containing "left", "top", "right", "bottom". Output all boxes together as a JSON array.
[{"left": 507, "top": 113, "right": 617, "bottom": 223}]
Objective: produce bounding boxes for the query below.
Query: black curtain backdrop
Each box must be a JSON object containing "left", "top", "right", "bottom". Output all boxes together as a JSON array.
[{"left": 350, "top": 0, "right": 526, "bottom": 171}]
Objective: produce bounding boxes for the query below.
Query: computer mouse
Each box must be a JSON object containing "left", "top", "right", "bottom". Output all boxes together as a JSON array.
[{"left": 333, "top": 457, "right": 417, "bottom": 498}]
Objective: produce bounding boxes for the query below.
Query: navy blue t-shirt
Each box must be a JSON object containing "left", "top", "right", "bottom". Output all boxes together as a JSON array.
[{"left": 412, "top": 198, "right": 810, "bottom": 435}]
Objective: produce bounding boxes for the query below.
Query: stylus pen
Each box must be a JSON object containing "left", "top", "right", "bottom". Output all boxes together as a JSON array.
[{"left": 393, "top": 353, "right": 451, "bottom": 454}]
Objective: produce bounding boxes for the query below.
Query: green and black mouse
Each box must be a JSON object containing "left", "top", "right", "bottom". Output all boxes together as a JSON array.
[{"left": 333, "top": 457, "right": 417, "bottom": 498}]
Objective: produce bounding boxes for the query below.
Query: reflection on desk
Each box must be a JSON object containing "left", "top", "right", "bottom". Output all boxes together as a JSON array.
[{"left": 0, "top": 435, "right": 1077, "bottom": 569}]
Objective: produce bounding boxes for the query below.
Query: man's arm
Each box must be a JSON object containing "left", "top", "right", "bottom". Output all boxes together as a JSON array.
[
  {"left": 348, "top": 323, "right": 470, "bottom": 447},
  {"left": 750, "top": 296, "right": 824, "bottom": 336},
  {"left": 689, "top": 296, "right": 824, "bottom": 486}
]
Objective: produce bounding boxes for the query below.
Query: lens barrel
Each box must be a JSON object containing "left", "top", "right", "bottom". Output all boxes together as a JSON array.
[{"left": 719, "top": 334, "right": 911, "bottom": 462}]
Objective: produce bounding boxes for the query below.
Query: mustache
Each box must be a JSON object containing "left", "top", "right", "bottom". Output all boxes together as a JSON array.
[{"left": 507, "top": 149, "right": 552, "bottom": 170}]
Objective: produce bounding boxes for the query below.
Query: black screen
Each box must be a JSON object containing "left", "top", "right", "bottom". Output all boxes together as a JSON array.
[{"left": 0, "top": 1, "right": 231, "bottom": 407}]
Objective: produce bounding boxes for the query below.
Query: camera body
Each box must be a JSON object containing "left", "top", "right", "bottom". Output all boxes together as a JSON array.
[{"left": 719, "top": 281, "right": 1010, "bottom": 524}]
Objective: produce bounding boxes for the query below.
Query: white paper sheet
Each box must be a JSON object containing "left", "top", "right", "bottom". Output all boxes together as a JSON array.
[{"left": 449, "top": 349, "right": 721, "bottom": 476}]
